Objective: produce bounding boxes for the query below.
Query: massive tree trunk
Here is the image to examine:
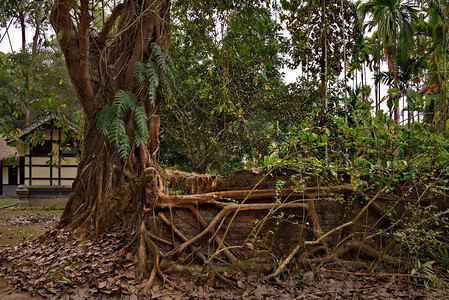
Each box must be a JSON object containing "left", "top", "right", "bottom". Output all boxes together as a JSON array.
[{"left": 50, "top": 0, "right": 171, "bottom": 237}]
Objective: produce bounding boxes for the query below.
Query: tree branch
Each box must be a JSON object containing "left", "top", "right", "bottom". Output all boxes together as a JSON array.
[
  {"left": 98, "top": 3, "right": 125, "bottom": 46},
  {"left": 158, "top": 185, "right": 355, "bottom": 207},
  {"left": 78, "top": 0, "right": 94, "bottom": 100}
]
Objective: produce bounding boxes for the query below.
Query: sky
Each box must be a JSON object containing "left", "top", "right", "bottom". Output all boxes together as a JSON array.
[{"left": 0, "top": 26, "right": 29, "bottom": 53}]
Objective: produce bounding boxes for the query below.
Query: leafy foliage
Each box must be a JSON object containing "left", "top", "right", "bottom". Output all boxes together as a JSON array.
[
  {"left": 97, "top": 90, "right": 143, "bottom": 161},
  {"left": 256, "top": 101, "right": 449, "bottom": 268},
  {"left": 160, "top": 1, "right": 303, "bottom": 174},
  {"left": 0, "top": 44, "right": 81, "bottom": 138},
  {"left": 97, "top": 43, "right": 174, "bottom": 160}
]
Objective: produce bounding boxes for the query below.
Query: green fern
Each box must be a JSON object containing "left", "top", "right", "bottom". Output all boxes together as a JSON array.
[
  {"left": 163, "top": 48, "right": 176, "bottom": 86},
  {"left": 96, "top": 44, "right": 175, "bottom": 161},
  {"left": 132, "top": 105, "right": 149, "bottom": 147},
  {"left": 109, "top": 118, "right": 130, "bottom": 160},
  {"left": 152, "top": 43, "right": 168, "bottom": 73},
  {"left": 97, "top": 106, "right": 114, "bottom": 135},
  {"left": 144, "top": 61, "right": 159, "bottom": 105},
  {"left": 163, "top": 48, "right": 176, "bottom": 76},
  {"left": 134, "top": 61, "right": 146, "bottom": 83},
  {"left": 112, "top": 90, "right": 135, "bottom": 118},
  {"left": 97, "top": 91, "right": 146, "bottom": 161}
]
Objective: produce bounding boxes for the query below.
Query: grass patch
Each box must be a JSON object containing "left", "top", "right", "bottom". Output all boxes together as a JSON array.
[
  {"left": 43, "top": 204, "right": 65, "bottom": 211},
  {"left": 0, "top": 197, "right": 18, "bottom": 207}
]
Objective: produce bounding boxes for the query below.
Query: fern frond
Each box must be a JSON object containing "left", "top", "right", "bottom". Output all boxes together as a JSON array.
[
  {"left": 144, "top": 61, "right": 159, "bottom": 106},
  {"left": 165, "top": 66, "right": 176, "bottom": 86},
  {"left": 134, "top": 129, "right": 148, "bottom": 147},
  {"left": 161, "top": 74, "right": 173, "bottom": 97},
  {"left": 163, "top": 48, "right": 176, "bottom": 74},
  {"left": 134, "top": 62, "right": 146, "bottom": 83},
  {"left": 97, "top": 106, "right": 114, "bottom": 135},
  {"left": 109, "top": 118, "right": 130, "bottom": 160},
  {"left": 148, "top": 89, "right": 157, "bottom": 105},
  {"left": 151, "top": 43, "right": 168, "bottom": 73},
  {"left": 112, "top": 90, "right": 136, "bottom": 118},
  {"left": 132, "top": 105, "right": 149, "bottom": 145},
  {"left": 145, "top": 61, "right": 160, "bottom": 87},
  {"left": 163, "top": 49, "right": 177, "bottom": 86}
]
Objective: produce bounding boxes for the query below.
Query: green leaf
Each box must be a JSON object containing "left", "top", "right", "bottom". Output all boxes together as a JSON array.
[
  {"left": 112, "top": 90, "right": 136, "bottom": 118},
  {"left": 109, "top": 118, "right": 130, "bottom": 160},
  {"left": 132, "top": 106, "right": 149, "bottom": 146},
  {"left": 151, "top": 43, "right": 167, "bottom": 73},
  {"left": 97, "top": 106, "right": 114, "bottom": 135},
  {"left": 133, "top": 62, "right": 146, "bottom": 83}
]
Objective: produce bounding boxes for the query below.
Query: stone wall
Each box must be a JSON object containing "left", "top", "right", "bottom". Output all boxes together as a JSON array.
[
  {"left": 155, "top": 198, "right": 350, "bottom": 263},
  {"left": 152, "top": 169, "right": 392, "bottom": 264},
  {"left": 16, "top": 185, "right": 71, "bottom": 207}
]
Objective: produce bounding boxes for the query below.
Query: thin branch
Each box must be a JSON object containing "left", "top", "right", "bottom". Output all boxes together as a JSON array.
[
  {"left": 304, "top": 183, "right": 391, "bottom": 246},
  {"left": 98, "top": 3, "right": 124, "bottom": 45}
]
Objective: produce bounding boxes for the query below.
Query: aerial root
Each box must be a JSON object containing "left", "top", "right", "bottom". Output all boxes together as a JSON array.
[
  {"left": 188, "top": 206, "right": 238, "bottom": 263},
  {"left": 139, "top": 182, "right": 401, "bottom": 281},
  {"left": 157, "top": 212, "right": 208, "bottom": 263},
  {"left": 140, "top": 221, "right": 173, "bottom": 294}
]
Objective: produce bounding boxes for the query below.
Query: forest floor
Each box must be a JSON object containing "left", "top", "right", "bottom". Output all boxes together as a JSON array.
[
  {"left": 0, "top": 196, "right": 448, "bottom": 299},
  {"left": 0, "top": 197, "right": 61, "bottom": 299}
]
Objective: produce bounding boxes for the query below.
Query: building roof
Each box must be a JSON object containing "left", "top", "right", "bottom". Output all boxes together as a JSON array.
[
  {"left": 13, "top": 115, "right": 81, "bottom": 140},
  {"left": 0, "top": 135, "right": 17, "bottom": 160}
]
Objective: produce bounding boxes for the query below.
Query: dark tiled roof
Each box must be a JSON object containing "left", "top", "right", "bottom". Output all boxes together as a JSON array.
[
  {"left": 8, "top": 115, "right": 81, "bottom": 143},
  {"left": 0, "top": 135, "right": 17, "bottom": 160}
]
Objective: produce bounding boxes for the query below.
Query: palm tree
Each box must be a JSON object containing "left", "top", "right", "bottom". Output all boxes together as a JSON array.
[
  {"left": 359, "top": 0, "right": 418, "bottom": 119},
  {"left": 415, "top": 1, "right": 449, "bottom": 129}
]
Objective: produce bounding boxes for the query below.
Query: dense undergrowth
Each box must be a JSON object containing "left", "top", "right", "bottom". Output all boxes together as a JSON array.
[{"left": 246, "top": 106, "right": 449, "bottom": 283}]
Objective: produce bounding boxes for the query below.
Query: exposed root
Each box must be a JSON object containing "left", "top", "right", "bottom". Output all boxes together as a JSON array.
[
  {"left": 304, "top": 183, "right": 391, "bottom": 246},
  {"left": 212, "top": 271, "right": 241, "bottom": 290},
  {"left": 159, "top": 184, "right": 355, "bottom": 206},
  {"left": 300, "top": 241, "right": 401, "bottom": 269},
  {"left": 140, "top": 221, "right": 174, "bottom": 292},
  {"left": 188, "top": 206, "right": 238, "bottom": 263},
  {"left": 136, "top": 222, "right": 148, "bottom": 275},
  {"left": 157, "top": 212, "right": 207, "bottom": 263},
  {"left": 142, "top": 224, "right": 161, "bottom": 292},
  {"left": 306, "top": 200, "right": 329, "bottom": 253},
  {"left": 163, "top": 202, "right": 307, "bottom": 257},
  {"left": 339, "top": 241, "right": 401, "bottom": 266},
  {"left": 264, "top": 226, "right": 305, "bottom": 280}
]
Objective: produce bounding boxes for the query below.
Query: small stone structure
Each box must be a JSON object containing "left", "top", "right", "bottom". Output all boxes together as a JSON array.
[{"left": 16, "top": 185, "right": 71, "bottom": 207}]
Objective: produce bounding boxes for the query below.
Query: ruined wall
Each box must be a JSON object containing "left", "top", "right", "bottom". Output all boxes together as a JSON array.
[{"left": 153, "top": 169, "right": 358, "bottom": 264}]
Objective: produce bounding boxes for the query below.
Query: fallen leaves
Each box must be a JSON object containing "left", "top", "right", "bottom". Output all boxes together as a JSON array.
[
  {"left": 0, "top": 229, "right": 140, "bottom": 298},
  {"left": 0, "top": 228, "right": 447, "bottom": 299},
  {"left": 0, "top": 214, "right": 59, "bottom": 226}
]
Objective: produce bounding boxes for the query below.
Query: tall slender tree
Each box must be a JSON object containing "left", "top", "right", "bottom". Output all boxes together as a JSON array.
[
  {"left": 359, "top": 0, "right": 418, "bottom": 119},
  {"left": 282, "top": 0, "right": 359, "bottom": 114}
]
